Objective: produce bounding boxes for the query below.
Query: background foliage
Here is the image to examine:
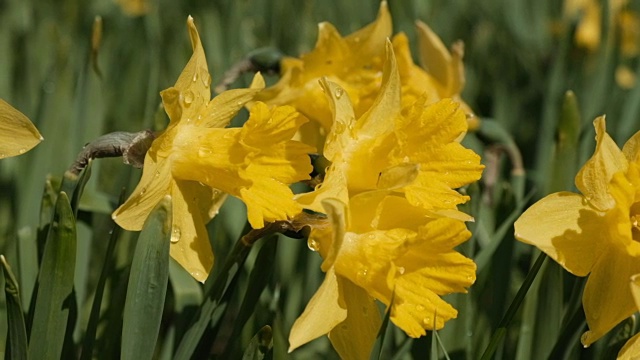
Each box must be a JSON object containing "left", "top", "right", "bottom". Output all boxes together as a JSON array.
[{"left": 1, "top": 0, "right": 639, "bottom": 358}]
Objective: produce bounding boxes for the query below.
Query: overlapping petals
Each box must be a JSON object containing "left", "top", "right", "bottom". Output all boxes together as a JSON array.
[
  {"left": 297, "top": 42, "right": 483, "bottom": 217},
  {"left": 289, "top": 40, "right": 480, "bottom": 359},
  {"left": 257, "top": 1, "right": 476, "bottom": 138},
  {"left": 113, "top": 17, "right": 312, "bottom": 281},
  {"left": 515, "top": 116, "right": 640, "bottom": 346},
  {"left": 0, "top": 99, "right": 43, "bottom": 159}
]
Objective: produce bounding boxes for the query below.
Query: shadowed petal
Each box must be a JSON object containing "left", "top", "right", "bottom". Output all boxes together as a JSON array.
[{"left": 514, "top": 192, "right": 606, "bottom": 276}]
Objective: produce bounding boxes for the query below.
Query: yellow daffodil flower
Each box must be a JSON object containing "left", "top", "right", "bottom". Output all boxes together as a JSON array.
[
  {"left": 288, "top": 43, "right": 480, "bottom": 358},
  {"left": 115, "top": 0, "right": 150, "bottom": 16},
  {"left": 617, "top": 274, "right": 640, "bottom": 359},
  {"left": 289, "top": 195, "right": 476, "bottom": 359},
  {"left": 0, "top": 99, "right": 43, "bottom": 159},
  {"left": 296, "top": 42, "right": 483, "bottom": 221},
  {"left": 256, "top": 1, "right": 477, "bottom": 146},
  {"left": 515, "top": 116, "right": 640, "bottom": 346},
  {"left": 113, "top": 17, "right": 313, "bottom": 282}
]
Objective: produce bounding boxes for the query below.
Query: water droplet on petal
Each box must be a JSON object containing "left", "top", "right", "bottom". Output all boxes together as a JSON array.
[
  {"left": 334, "top": 87, "right": 344, "bottom": 99},
  {"left": 307, "top": 238, "right": 320, "bottom": 252},
  {"left": 422, "top": 317, "right": 431, "bottom": 325},
  {"left": 171, "top": 227, "right": 181, "bottom": 243},
  {"left": 202, "top": 73, "right": 212, "bottom": 88},
  {"left": 397, "top": 266, "right": 405, "bottom": 275},
  {"left": 183, "top": 90, "right": 195, "bottom": 106},
  {"left": 18, "top": 148, "right": 26, "bottom": 154},
  {"left": 198, "top": 147, "right": 212, "bottom": 157},
  {"left": 334, "top": 121, "right": 346, "bottom": 133},
  {"left": 191, "top": 270, "right": 203, "bottom": 279},
  {"left": 139, "top": 187, "right": 147, "bottom": 196},
  {"left": 154, "top": 171, "right": 160, "bottom": 177},
  {"left": 357, "top": 268, "right": 369, "bottom": 281},
  {"left": 192, "top": 73, "right": 198, "bottom": 82},
  {"left": 416, "top": 304, "right": 425, "bottom": 312}
]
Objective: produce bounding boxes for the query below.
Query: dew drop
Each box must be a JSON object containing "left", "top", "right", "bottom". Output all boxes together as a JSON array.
[
  {"left": 198, "top": 147, "right": 212, "bottom": 157},
  {"left": 18, "top": 148, "right": 26, "bottom": 154},
  {"left": 202, "top": 73, "right": 212, "bottom": 88},
  {"left": 191, "top": 270, "right": 203, "bottom": 279},
  {"left": 416, "top": 304, "right": 425, "bottom": 312},
  {"left": 183, "top": 90, "right": 195, "bottom": 106},
  {"left": 581, "top": 197, "right": 590, "bottom": 205},
  {"left": 171, "top": 227, "right": 181, "bottom": 243},
  {"left": 314, "top": 183, "right": 322, "bottom": 190},
  {"left": 334, "top": 87, "right": 344, "bottom": 99},
  {"left": 307, "top": 238, "right": 320, "bottom": 252},
  {"left": 139, "top": 187, "right": 147, "bottom": 196},
  {"left": 422, "top": 317, "right": 431, "bottom": 325},
  {"left": 334, "top": 121, "right": 346, "bottom": 133},
  {"left": 357, "top": 268, "right": 369, "bottom": 280},
  {"left": 397, "top": 266, "right": 405, "bottom": 275},
  {"left": 192, "top": 72, "right": 198, "bottom": 82},
  {"left": 154, "top": 171, "right": 160, "bottom": 177}
]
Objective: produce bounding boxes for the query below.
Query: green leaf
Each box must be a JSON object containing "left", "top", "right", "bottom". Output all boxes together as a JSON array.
[
  {"left": 121, "top": 195, "right": 172, "bottom": 360},
  {"left": 28, "top": 191, "right": 77, "bottom": 360},
  {"left": 1, "top": 255, "right": 27, "bottom": 360},
  {"left": 242, "top": 325, "right": 273, "bottom": 360},
  {"left": 221, "top": 237, "right": 278, "bottom": 358}
]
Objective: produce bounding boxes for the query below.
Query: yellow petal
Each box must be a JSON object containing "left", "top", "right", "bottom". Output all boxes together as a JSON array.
[
  {"left": 0, "top": 99, "right": 43, "bottom": 158},
  {"left": 289, "top": 267, "right": 347, "bottom": 352},
  {"left": 632, "top": 273, "right": 640, "bottom": 307},
  {"left": 415, "top": 20, "right": 462, "bottom": 95},
  {"left": 200, "top": 74, "right": 265, "bottom": 128},
  {"left": 329, "top": 277, "right": 381, "bottom": 360},
  {"left": 377, "top": 163, "right": 420, "bottom": 190},
  {"left": 172, "top": 17, "right": 212, "bottom": 124},
  {"left": 575, "top": 116, "right": 628, "bottom": 211},
  {"left": 622, "top": 128, "right": 640, "bottom": 163},
  {"left": 240, "top": 177, "right": 302, "bottom": 229},
  {"left": 514, "top": 192, "right": 606, "bottom": 276},
  {"left": 356, "top": 40, "right": 401, "bottom": 140},
  {"left": 113, "top": 152, "right": 172, "bottom": 231},
  {"left": 390, "top": 218, "right": 476, "bottom": 337},
  {"left": 240, "top": 102, "right": 308, "bottom": 148},
  {"left": 319, "top": 78, "right": 357, "bottom": 162},
  {"left": 618, "top": 333, "right": 640, "bottom": 360},
  {"left": 320, "top": 198, "right": 350, "bottom": 271},
  {"left": 580, "top": 249, "right": 640, "bottom": 346},
  {"left": 344, "top": 1, "right": 392, "bottom": 60},
  {"left": 169, "top": 180, "right": 215, "bottom": 282},
  {"left": 296, "top": 161, "right": 349, "bottom": 214}
]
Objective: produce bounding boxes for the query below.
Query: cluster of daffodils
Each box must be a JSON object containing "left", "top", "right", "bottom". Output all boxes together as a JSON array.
[{"left": 109, "top": 2, "right": 483, "bottom": 358}]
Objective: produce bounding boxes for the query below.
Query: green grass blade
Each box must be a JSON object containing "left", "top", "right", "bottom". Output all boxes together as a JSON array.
[
  {"left": 1, "top": 255, "right": 27, "bottom": 360},
  {"left": 221, "top": 236, "right": 278, "bottom": 358},
  {"left": 479, "top": 252, "right": 547, "bottom": 360},
  {"left": 79, "top": 222, "right": 121, "bottom": 360},
  {"left": 174, "top": 222, "right": 257, "bottom": 360},
  {"left": 242, "top": 325, "right": 274, "bottom": 360},
  {"left": 121, "top": 196, "right": 172, "bottom": 360},
  {"left": 28, "top": 191, "right": 77, "bottom": 360}
]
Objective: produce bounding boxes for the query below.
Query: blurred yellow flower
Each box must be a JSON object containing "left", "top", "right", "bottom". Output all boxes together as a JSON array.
[
  {"left": 115, "top": 0, "right": 150, "bottom": 16},
  {"left": 256, "top": 1, "right": 477, "bottom": 147},
  {"left": 289, "top": 43, "right": 480, "bottom": 358},
  {"left": 564, "top": 0, "right": 639, "bottom": 56},
  {"left": 297, "top": 42, "right": 483, "bottom": 221},
  {"left": 514, "top": 116, "right": 640, "bottom": 346},
  {"left": 113, "top": 17, "right": 313, "bottom": 282},
  {"left": 617, "top": 274, "right": 640, "bottom": 359},
  {"left": 0, "top": 99, "right": 43, "bottom": 159}
]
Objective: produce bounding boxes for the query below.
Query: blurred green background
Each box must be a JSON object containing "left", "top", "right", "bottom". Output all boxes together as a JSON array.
[{"left": 1, "top": 0, "right": 640, "bottom": 358}]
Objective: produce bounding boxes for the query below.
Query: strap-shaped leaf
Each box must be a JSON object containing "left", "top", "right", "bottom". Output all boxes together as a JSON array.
[
  {"left": 2, "top": 255, "right": 28, "bottom": 360},
  {"left": 121, "top": 195, "right": 172, "bottom": 360},
  {"left": 28, "top": 192, "right": 77, "bottom": 360}
]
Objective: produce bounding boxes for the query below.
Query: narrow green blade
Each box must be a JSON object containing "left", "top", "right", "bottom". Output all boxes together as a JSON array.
[
  {"left": 1, "top": 255, "right": 27, "bottom": 360},
  {"left": 121, "top": 196, "right": 172, "bottom": 360},
  {"left": 28, "top": 192, "right": 77, "bottom": 360},
  {"left": 242, "top": 325, "right": 273, "bottom": 360}
]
